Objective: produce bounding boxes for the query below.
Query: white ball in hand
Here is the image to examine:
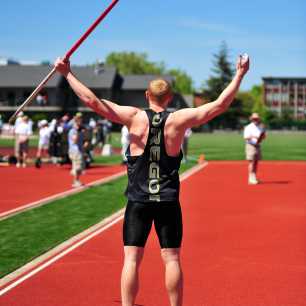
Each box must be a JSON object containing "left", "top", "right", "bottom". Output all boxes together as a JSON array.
[{"left": 240, "top": 53, "right": 249, "bottom": 64}]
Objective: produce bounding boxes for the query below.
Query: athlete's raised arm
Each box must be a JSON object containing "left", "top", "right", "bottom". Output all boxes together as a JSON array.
[
  {"left": 54, "top": 58, "right": 139, "bottom": 126},
  {"left": 172, "top": 54, "right": 250, "bottom": 129}
]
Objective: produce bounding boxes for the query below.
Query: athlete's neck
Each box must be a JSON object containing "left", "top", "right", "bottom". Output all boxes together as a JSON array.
[{"left": 149, "top": 101, "right": 167, "bottom": 113}]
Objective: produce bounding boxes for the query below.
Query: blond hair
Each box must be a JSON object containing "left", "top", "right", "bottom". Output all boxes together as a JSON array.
[{"left": 148, "top": 79, "right": 172, "bottom": 102}]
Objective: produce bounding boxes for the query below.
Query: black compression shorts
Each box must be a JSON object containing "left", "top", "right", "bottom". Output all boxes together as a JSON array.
[{"left": 123, "top": 201, "right": 183, "bottom": 248}]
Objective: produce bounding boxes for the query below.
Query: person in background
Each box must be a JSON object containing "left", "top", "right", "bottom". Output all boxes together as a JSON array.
[
  {"left": 61, "top": 114, "right": 71, "bottom": 131},
  {"left": 121, "top": 125, "right": 130, "bottom": 164},
  {"left": 102, "top": 118, "right": 112, "bottom": 144},
  {"left": 0, "top": 114, "right": 3, "bottom": 135},
  {"left": 68, "top": 113, "right": 86, "bottom": 187},
  {"left": 15, "top": 115, "right": 32, "bottom": 167},
  {"left": 182, "top": 127, "right": 192, "bottom": 163},
  {"left": 83, "top": 118, "right": 94, "bottom": 168},
  {"left": 243, "top": 112, "right": 266, "bottom": 184},
  {"left": 49, "top": 119, "right": 63, "bottom": 164},
  {"left": 35, "top": 119, "right": 51, "bottom": 168},
  {"left": 96, "top": 119, "right": 106, "bottom": 152},
  {"left": 14, "top": 111, "right": 24, "bottom": 158},
  {"left": 60, "top": 115, "right": 71, "bottom": 165}
]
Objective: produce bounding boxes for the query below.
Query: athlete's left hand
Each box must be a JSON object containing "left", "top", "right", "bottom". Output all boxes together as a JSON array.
[{"left": 236, "top": 54, "right": 250, "bottom": 77}]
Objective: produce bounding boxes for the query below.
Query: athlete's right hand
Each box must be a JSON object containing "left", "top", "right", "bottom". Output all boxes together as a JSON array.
[{"left": 54, "top": 57, "right": 71, "bottom": 77}]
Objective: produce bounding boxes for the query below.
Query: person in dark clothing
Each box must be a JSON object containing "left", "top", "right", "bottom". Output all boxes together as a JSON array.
[
  {"left": 48, "top": 120, "right": 63, "bottom": 164},
  {"left": 54, "top": 54, "right": 249, "bottom": 306}
]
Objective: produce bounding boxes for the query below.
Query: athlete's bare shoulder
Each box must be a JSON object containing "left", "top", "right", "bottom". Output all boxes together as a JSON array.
[
  {"left": 165, "top": 111, "right": 184, "bottom": 135},
  {"left": 132, "top": 109, "right": 148, "bottom": 124},
  {"left": 129, "top": 109, "right": 149, "bottom": 133}
]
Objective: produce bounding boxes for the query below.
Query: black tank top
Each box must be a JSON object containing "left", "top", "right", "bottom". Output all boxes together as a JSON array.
[{"left": 125, "top": 109, "right": 183, "bottom": 203}]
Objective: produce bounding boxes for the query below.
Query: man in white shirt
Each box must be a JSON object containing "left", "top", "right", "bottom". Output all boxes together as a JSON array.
[
  {"left": 15, "top": 115, "right": 32, "bottom": 167},
  {"left": 243, "top": 113, "right": 266, "bottom": 184}
]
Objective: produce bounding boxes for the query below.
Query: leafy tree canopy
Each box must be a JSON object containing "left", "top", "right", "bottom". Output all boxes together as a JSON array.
[
  {"left": 168, "top": 68, "right": 194, "bottom": 94},
  {"left": 203, "top": 41, "right": 234, "bottom": 101},
  {"left": 105, "top": 51, "right": 193, "bottom": 94}
]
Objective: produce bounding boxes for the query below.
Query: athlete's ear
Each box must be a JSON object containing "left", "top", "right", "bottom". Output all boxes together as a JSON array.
[
  {"left": 168, "top": 92, "right": 174, "bottom": 102},
  {"left": 145, "top": 90, "right": 150, "bottom": 101},
  {"left": 164, "top": 92, "right": 173, "bottom": 105}
]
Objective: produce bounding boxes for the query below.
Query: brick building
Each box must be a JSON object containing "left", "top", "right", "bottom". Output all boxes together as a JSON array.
[{"left": 262, "top": 77, "right": 306, "bottom": 119}]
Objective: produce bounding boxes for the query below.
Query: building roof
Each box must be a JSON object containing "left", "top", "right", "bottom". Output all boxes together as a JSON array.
[
  {"left": 0, "top": 65, "right": 117, "bottom": 89},
  {"left": 263, "top": 76, "right": 306, "bottom": 82},
  {"left": 122, "top": 74, "right": 174, "bottom": 90}
]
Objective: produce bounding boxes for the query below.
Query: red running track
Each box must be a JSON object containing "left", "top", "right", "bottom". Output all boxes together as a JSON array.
[
  {"left": 0, "top": 164, "right": 125, "bottom": 214},
  {"left": 1, "top": 161, "right": 306, "bottom": 306}
]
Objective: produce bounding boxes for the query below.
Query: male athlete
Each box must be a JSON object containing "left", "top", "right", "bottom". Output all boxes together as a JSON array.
[{"left": 54, "top": 54, "right": 249, "bottom": 306}]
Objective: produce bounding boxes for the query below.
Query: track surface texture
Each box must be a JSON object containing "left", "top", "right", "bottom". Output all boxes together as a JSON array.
[
  {"left": 0, "top": 164, "right": 124, "bottom": 214},
  {"left": 1, "top": 161, "right": 306, "bottom": 306}
]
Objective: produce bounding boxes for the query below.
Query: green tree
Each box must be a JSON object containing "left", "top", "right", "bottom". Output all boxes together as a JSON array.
[
  {"left": 105, "top": 51, "right": 165, "bottom": 75},
  {"left": 204, "top": 41, "right": 234, "bottom": 100},
  {"left": 202, "top": 42, "right": 242, "bottom": 129},
  {"left": 236, "top": 91, "right": 256, "bottom": 124},
  {"left": 105, "top": 51, "right": 194, "bottom": 94},
  {"left": 250, "top": 85, "right": 267, "bottom": 122},
  {"left": 168, "top": 68, "right": 194, "bottom": 94}
]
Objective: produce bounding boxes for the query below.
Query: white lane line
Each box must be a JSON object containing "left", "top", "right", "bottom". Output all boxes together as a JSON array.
[
  {"left": 0, "top": 214, "right": 124, "bottom": 296},
  {"left": 0, "top": 161, "right": 208, "bottom": 296},
  {"left": 0, "top": 169, "right": 126, "bottom": 220}
]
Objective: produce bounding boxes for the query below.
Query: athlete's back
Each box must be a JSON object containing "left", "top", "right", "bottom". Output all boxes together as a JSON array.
[
  {"left": 126, "top": 109, "right": 182, "bottom": 203},
  {"left": 128, "top": 109, "right": 184, "bottom": 157}
]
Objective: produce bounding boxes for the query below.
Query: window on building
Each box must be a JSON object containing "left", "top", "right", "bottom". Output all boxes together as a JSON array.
[
  {"left": 7, "top": 92, "right": 16, "bottom": 106},
  {"left": 272, "top": 101, "right": 279, "bottom": 107},
  {"left": 23, "top": 91, "right": 31, "bottom": 99}
]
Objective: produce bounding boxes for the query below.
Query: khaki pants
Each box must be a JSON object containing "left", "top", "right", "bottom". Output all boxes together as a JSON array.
[
  {"left": 69, "top": 152, "right": 83, "bottom": 176},
  {"left": 245, "top": 144, "right": 261, "bottom": 161}
]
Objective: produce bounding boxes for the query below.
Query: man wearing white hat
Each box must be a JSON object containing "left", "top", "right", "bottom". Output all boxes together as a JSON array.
[
  {"left": 243, "top": 113, "right": 266, "bottom": 184},
  {"left": 35, "top": 119, "right": 51, "bottom": 168}
]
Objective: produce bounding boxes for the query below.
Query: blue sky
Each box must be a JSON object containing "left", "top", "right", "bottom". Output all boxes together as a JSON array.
[{"left": 1, "top": 0, "right": 305, "bottom": 90}]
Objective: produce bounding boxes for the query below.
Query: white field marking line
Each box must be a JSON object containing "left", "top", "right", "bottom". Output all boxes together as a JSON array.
[
  {"left": 179, "top": 161, "right": 208, "bottom": 181},
  {"left": 0, "top": 161, "right": 209, "bottom": 296},
  {"left": 0, "top": 169, "right": 126, "bottom": 220},
  {"left": 0, "top": 214, "right": 125, "bottom": 297},
  {"left": 0, "top": 208, "right": 125, "bottom": 288}
]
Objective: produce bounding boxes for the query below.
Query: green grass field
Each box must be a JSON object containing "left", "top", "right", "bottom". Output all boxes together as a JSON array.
[
  {"left": 0, "top": 137, "right": 38, "bottom": 148},
  {"left": 1, "top": 131, "right": 305, "bottom": 160},
  {"left": 187, "top": 131, "right": 306, "bottom": 160}
]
